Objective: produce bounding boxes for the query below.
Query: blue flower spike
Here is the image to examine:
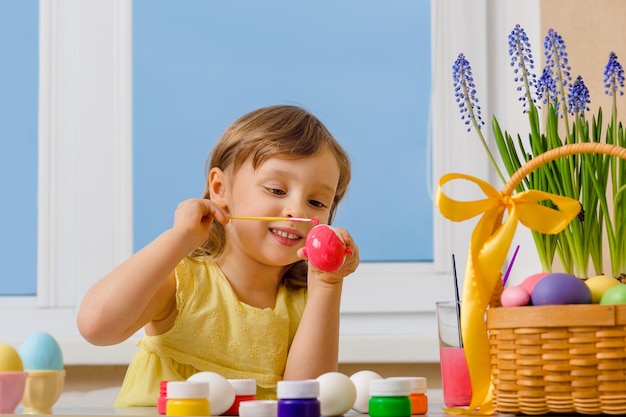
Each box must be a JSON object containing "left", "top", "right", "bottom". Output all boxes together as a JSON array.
[
  {"left": 508, "top": 24, "right": 537, "bottom": 111},
  {"left": 544, "top": 28, "right": 572, "bottom": 126},
  {"left": 568, "top": 75, "right": 591, "bottom": 117},
  {"left": 452, "top": 52, "right": 507, "bottom": 184},
  {"left": 543, "top": 28, "right": 572, "bottom": 91},
  {"left": 603, "top": 51, "right": 625, "bottom": 97},
  {"left": 536, "top": 66, "right": 559, "bottom": 111},
  {"left": 453, "top": 53, "right": 485, "bottom": 132}
]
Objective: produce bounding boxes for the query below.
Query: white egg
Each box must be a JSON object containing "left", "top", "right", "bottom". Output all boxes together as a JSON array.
[
  {"left": 187, "top": 371, "right": 235, "bottom": 415},
  {"left": 349, "top": 370, "right": 382, "bottom": 413},
  {"left": 316, "top": 372, "right": 356, "bottom": 416}
]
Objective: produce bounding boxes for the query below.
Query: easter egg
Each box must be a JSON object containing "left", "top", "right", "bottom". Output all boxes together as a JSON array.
[
  {"left": 530, "top": 273, "right": 591, "bottom": 306},
  {"left": 18, "top": 332, "right": 63, "bottom": 371},
  {"left": 500, "top": 286, "right": 531, "bottom": 307},
  {"left": 0, "top": 344, "right": 23, "bottom": 371},
  {"left": 585, "top": 275, "right": 621, "bottom": 304},
  {"left": 349, "top": 370, "right": 382, "bottom": 413},
  {"left": 188, "top": 371, "right": 235, "bottom": 415},
  {"left": 303, "top": 224, "right": 350, "bottom": 272},
  {"left": 317, "top": 372, "right": 357, "bottom": 417},
  {"left": 519, "top": 272, "right": 549, "bottom": 295},
  {"left": 600, "top": 284, "right": 626, "bottom": 305}
]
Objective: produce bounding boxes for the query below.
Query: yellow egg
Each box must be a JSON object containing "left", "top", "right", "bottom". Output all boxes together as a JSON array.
[
  {"left": 0, "top": 344, "right": 24, "bottom": 371},
  {"left": 586, "top": 275, "right": 621, "bottom": 304}
]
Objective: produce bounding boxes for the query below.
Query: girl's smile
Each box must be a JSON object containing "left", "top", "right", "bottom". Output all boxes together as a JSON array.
[{"left": 269, "top": 225, "right": 305, "bottom": 247}]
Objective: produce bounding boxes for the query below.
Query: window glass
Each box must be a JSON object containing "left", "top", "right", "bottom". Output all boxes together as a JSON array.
[
  {"left": 0, "top": 0, "right": 39, "bottom": 295},
  {"left": 133, "top": 0, "right": 432, "bottom": 262}
]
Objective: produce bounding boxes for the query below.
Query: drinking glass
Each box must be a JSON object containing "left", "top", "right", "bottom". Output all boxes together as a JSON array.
[{"left": 436, "top": 301, "right": 472, "bottom": 408}]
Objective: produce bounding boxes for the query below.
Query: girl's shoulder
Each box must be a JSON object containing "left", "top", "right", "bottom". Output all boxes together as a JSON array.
[{"left": 174, "top": 255, "right": 227, "bottom": 307}]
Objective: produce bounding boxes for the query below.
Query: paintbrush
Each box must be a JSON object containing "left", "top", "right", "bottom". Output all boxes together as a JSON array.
[{"left": 228, "top": 216, "right": 319, "bottom": 225}]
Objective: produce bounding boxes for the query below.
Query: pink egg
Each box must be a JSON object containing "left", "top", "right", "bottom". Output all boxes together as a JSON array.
[
  {"left": 302, "top": 225, "right": 350, "bottom": 272},
  {"left": 500, "top": 286, "right": 531, "bottom": 307},
  {"left": 519, "top": 272, "right": 549, "bottom": 295}
]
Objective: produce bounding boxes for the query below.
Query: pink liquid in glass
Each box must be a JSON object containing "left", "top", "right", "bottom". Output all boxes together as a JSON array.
[{"left": 439, "top": 347, "right": 472, "bottom": 407}]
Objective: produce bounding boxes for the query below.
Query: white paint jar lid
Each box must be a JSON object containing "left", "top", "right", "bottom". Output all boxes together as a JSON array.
[
  {"left": 369, "top": 378, "right": 411, "bottom": 396},
  {"left": 276, "top": 380, "right": 319, "bottom": 399},
  {"left": 166, "top": 381, "right": 210, "bottom": 399},
  {"left": 239, "top": 400, "right": 278, "bottom": 417},
  {"left": 228, "top": 378, "right": 257, "bottom": 395}
]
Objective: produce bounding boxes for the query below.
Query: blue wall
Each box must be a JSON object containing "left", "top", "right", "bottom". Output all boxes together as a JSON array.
[{"left": 133, "top": 0, "right": 432, "bottom": 262}]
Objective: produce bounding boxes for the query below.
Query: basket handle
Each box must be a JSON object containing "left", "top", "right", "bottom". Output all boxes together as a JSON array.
[{"left": 501, "top": 142, "right": 626, "bottom": 196}]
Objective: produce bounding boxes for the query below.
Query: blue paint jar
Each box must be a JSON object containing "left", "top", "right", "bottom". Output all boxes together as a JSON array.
[{"left": 276, "top": 380, "right": 320, "bottom": 417}]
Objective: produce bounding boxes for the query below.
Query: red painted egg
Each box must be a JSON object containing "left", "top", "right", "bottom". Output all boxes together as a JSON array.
[{"left": 303, "top": 225, "right": 349, "bottom": 272}]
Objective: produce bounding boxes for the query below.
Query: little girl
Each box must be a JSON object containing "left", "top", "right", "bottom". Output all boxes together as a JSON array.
[{"left": 77, "top": 104, "right": 360, "bottom": 406}]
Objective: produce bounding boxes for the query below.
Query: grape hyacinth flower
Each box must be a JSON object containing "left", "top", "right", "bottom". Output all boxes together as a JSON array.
[
  {"left": 508, "top": 24, "right": 537, "bottom": 111},
  {"left": 544, "top": 28, "right": 572, "bottom": 128},
  {"left": 453, "top": 53, "right": 484, "bottom": 132},
  {"left": 452, "top": 53, "right": 506, "bottom": 183},
  {"left": 543, "top": 28, "right": 572, "bottom": 94},
  {"left": 536, "top": 66, "right": 559, "bottom": 112},
  {"left": 568, "top": 75, "right": 590, "bottom": 117},
  {"left": 603, "top": 51, "right": 625, "bottom": 97}
]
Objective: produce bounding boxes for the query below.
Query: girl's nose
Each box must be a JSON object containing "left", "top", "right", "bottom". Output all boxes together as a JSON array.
[{"left": 282, "top": 201, "right": 308, "bottom": 220}]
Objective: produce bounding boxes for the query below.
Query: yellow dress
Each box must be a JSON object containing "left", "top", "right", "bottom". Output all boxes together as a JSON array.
[{"left": 115, "top": 256, "right": 307, "bottom": 406}]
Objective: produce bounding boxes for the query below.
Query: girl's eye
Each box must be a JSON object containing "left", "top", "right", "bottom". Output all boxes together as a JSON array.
[
  {"left": 268, "top": 188, "right": 286, "bottom": 196},
  {"left": 309, "top": 199, "right": 328, "bottom": 209}
]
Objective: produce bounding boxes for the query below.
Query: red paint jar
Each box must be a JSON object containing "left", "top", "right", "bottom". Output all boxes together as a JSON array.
[
  {"left": 157, "top": 380, "right": 169, "bottom": 415},
  {"left": 224, "top": 379, "right": 257, "bottom": 415}
]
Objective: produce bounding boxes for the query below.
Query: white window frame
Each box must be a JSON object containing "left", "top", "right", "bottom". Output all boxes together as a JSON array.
[{"left": 0, "top": 0, "right": 540, "bottom": 365}]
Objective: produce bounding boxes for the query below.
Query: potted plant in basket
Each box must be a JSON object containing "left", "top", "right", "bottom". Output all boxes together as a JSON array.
[{"left": 435, "top": 24, "right": 626, "bottom": 415}]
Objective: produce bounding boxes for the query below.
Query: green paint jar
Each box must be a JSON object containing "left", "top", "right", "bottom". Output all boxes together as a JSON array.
[{"left": 368, "top": 379, "right": 411, "bottom": 417}]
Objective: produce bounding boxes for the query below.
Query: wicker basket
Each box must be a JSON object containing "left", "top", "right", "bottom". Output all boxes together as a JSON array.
[
  {"left": 485, "top": 143, "right": 626, "bottom": 415},
  {"left": 488, "top": 305, "right": 626, "bottom": 415}
]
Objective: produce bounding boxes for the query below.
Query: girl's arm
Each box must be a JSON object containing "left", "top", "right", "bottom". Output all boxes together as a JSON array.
[
  {"left": 77, "top": 199, "right": 228, "bottom": 346},
  {"left": 283, "top": 229, "right": 359, "bottom": 379}
]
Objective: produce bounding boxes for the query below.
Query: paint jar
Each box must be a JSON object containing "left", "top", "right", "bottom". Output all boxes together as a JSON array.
[
  {"left": 239, "top": 400, "right": 278, "bottom": 417},
  {"left": 389, "top": 377, "right": 428, "bottom": 414},
  {"left": 224, "top": 378, "right": 257, "bottom": 415},
  {"left": 165, "top": 381, "right": 210, "bottom": 416},
  {"left": 276, "top": 380, "right": 320, "bottom": 417},
  {"left": 368, "top": 378, "right": 411, "bottom": 417},
  {"left": 157, "top": 380, "right": 169, "bottom": 415}
]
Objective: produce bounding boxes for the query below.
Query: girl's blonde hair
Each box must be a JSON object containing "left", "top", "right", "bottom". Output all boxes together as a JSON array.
[{"left": 192, "top": 104, "right": 351, "bottom": 288}]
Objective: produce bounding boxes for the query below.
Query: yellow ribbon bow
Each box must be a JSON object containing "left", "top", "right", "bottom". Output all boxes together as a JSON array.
[{"left": 435, "top": 173, "right": 581, "bottom": 415}]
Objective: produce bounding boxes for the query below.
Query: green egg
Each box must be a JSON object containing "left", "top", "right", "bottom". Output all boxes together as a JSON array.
[{"left": 599, "top": 284, "right": 626, "bottom": 305}]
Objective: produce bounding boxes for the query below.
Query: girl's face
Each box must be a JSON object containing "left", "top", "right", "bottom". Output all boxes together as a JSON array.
[{"left": 212, "top": 148, "right": 341, "bottom": 268}]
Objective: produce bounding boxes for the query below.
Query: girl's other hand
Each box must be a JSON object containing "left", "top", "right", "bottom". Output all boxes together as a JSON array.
[
  {"left": 299, "top": 227, "right": 360, "bottom": 285},
  {"left": 173, "top": 198, "right": 229, "bottom": 250}
]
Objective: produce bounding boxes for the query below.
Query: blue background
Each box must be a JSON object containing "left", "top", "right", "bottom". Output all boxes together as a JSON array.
[
  {"left": 0, "top": 0, "right": 38, "bottom": 295},
  {"left": 133, "top": 0, "right": 433, "bottom": 262}
]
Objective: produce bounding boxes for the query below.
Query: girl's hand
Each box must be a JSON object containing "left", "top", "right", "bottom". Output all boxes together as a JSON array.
[
  {"left": 172, "top": 198, "right": 229, "bottom": 251},
  {"left": 299, "top": 227, "right": 360, "bottom": 285}
]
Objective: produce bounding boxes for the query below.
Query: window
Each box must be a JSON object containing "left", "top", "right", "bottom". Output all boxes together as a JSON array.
[
  {"left": 133, "top": 0, "right": 433, "bottom": 263},
  {"left": 1, "top": 0, "right": 541, "bottom": 364}
]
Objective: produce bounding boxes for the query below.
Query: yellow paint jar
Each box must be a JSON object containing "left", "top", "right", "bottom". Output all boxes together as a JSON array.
[{"left": 165, "top": 381, "right": 210, "bottom": 416}]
